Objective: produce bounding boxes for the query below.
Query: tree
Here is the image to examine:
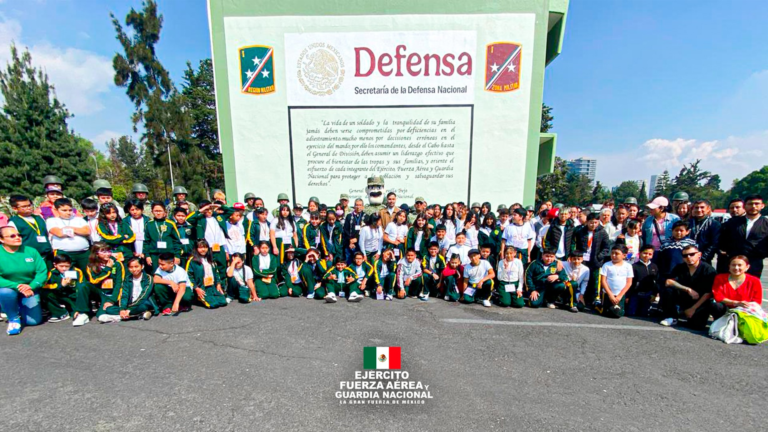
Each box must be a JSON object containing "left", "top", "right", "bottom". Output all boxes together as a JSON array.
[
  {"left": 536, "top": 157, "right": 569, "bottom": 204},
  {"left": 592, "top": 181, "right": 611, "bottom": 203},
  {"left": 565, "top": 174, "right": 593, "bottom": 207},
  {"left": 730, "top": 166, "right": 768, "bottom": 212},
  {"left": 612, "top": 181, "right": 641, "bottom": 204},
  {"left": 540, "top": 103, "right": 553, "bottom": 133},
  {"left": 670, "top": 160, "right": 725, "bottom": 206},
  {"left": 637, "top": 182, "right": 648, "bottom": 206},
  {"left": 0, "top": 45, "right": 95, "bottom": 200},
  {"left": 655, "top": 170, "right": 671, "bottom": 198}
]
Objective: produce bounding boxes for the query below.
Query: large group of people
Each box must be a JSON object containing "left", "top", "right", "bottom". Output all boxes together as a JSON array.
[{"left": 0, "top": 176, "right": 765, "bottom": 339}]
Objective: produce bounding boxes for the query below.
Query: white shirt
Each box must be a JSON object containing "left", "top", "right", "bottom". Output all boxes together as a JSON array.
[
  {"left": 226, "top": 220, "right": 246, "bottom": 254},
  {"left": 414, "top": 231, "right": 424, "bottom": 251},
  {"left": 270, "top": 218, "right": 295, "bottom": 243},
  {"left": 447, "top": 244, "right": 471, "bottom": 265},
  {"left": 46, "top": 216, "right": 90, "bottom": 252},
  {"left": 465, "top": 226, "right": 479, "bottom": 248},
  {"left": 87, "top": 217, "right": 101, "bottom": 243},
  {"left": 746, "top": 216, "right": 759, "bottom": 238},
  {"left": 556, "top": 225, "right": 566, "bottom": 258},
  {"left": 536, "top": 224, "right": 549, "bottom": 248},
  {"left": 232, "top": 265, "right": 254, "bottom": 286},
  {"left": 442, "top": 220, "right": 457, "bottom": 243},
  {"left": 131, "top": 277, "right": 143, "bottom": 302},
  {"left": 385, "top": 222, "right": 408, "bottom": 243},
  {"left": 502, "top": 223, "right": 535, "bottom": 250},
  {"left": 360, "top": 226, "right": 383, "bottom": 255},
  {"left": 154, "top": 265, "right": 189, "bottom": 284},
  {"left": 599, "top": 261, "right": 634, "bottom": 295},
  {"left": 563, "top": 261, "right": 590, "bottom": 296},
  {"left": 623, "top": 234, "right": 640, "bottom": 263},
  {"left": 463, "top": 259, "right": 492, "bottom": 284},
  {"left": 430, "top": 235, "right": 451, "bottom": 253},
  {"left": 129, "top": 217, "right": 146, "bottom": 255},
  {"left": 204, "top": 216, "right": 227, "bottom": 250},
  {"left": 497, "top": 259, "right": 524, "bottom": 283},
  {"left": 258, "top": 254, "right": 271, "bottom": 271}
]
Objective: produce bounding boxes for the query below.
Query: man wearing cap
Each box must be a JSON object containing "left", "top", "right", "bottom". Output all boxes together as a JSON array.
[
  {"left": 671, "top": 192, "right": 689, "bottom": 218},
  {"left": 273, "top": 193, "right": 290, "bottom": 218},
  {"left": 166, "top": 186, "right": 197, "bottom": 215},
  {"left": 642, "top": 197, "right": 679, "bottom": 252},
  {"left": 129, "top": 183, "right": 153, "bottom": 214},
  {"left": 379, "top": 192, "right": 398, "bottom": 228},
  {"left": 408, "top": 197, "right": 427, "bottom": 225},
  {"left": 339, "top": 194, "right": 351, "bottom": 217}
]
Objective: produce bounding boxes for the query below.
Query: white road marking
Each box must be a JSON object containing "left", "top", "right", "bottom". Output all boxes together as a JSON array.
[{"left": 442, "top": 318, "right": 678, "bottom": 331}]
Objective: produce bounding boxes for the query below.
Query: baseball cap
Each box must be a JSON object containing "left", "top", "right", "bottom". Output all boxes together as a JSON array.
[
  {"left": 233, "top": 202, "right": 246, "bottom": 210},
  {"left": 468, "top": 248, "right": 481, "bottom": 256},
  {"left": 646, "top": 197, "right": 669, "bottom": 210}
]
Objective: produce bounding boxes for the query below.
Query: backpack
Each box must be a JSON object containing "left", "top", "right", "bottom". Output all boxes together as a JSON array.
[
  {"left": 732, "top": 303, "right": 768, "bottom": 345},
  {"left": 709, "top": 313, "right": 742, "bottom": 344}
]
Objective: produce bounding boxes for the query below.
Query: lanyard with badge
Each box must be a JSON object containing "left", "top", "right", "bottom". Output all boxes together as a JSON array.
[
  {"left": 155, "top": 221, "right": 168, "bottom": 250},
  {"left": 22, "top": 216, "right": 48, "bottom": 243}
]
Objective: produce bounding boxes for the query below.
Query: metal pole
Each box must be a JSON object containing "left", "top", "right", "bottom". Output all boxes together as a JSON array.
[
  {"left": 91, "top": 154, "right": 99, "bottom": 177},
  {"left": 167, "top": 142, "right": 175, "bottom": 189}
]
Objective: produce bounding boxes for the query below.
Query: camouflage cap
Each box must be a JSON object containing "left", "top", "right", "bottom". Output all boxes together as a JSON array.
[{"left": 367, "top": 176, "right": 385, "bottom": 186}]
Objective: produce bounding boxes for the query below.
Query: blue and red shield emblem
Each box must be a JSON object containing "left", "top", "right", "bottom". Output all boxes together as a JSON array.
[
  {"left": 485, "top": 42, "right": 522, "bottom": 93},
  {"left": 239, "top": 45, "right": 276, "bottom": 95}
]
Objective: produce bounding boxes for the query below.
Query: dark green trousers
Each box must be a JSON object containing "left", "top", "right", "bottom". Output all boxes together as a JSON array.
[
  {"left": 597, "top": 290, "right": 625, "bottom": 318},
  {"left": 255, "top": 277, "right": 279, "bottom": 299},
  {"left": 498, "top": 282, "right": 524, "bottom": 307},
  {"left": 74, "top": 284, "right": 113, "bottom": 316},
  {"left": 196, "top": 286, "right": 228, "bottom": 308},
  {"left": 153, "top": 283, "right": 193, "bottom": 310},
  {"left": 463, "top": 280, "right": 493, "bottom": 303},
  {"left": 227, "top": 277, "right": 252, "bottom": 303},
  {"left": 423, "top": 273, "right": 441, "bottom": 297},
  {"left": 40, "top": 287, "right": 77, "bottom": 317},
  {"left": 443, "top": 276, "right": 461, "bottom": 301}
]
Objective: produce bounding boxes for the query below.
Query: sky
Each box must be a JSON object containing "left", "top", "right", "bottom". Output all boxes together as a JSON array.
[{"left": 0, "top": 0, "right": 766, "bottom": 189}]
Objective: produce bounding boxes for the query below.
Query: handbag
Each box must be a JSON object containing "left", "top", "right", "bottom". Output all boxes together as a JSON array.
[
  {"left": 708, "top": 313, "right": 742, "bottom": 344},
  {"left": 732, "top": 303, "right": 768, "bottom": 345}
]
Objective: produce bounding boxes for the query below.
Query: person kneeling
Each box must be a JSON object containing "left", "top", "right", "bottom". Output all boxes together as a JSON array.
[
  {"left": 186, "top": 241, "right": 228, "bottom": 309},
  {"left": 461, "top": 248, "right": 495, "bottom": 307},
  {"left": 396, "top": 249, "right": 425, "bottom": 300},
  {"left": 524, "top": 248, "right": 567, "bottom": 309},
  {"left": 227, "top": 252, "right": 259, "bottom": 303},
  {"left": 349, "top": 252, "right": 374, "bottom": 298},
  {"left": 658, "top": 245, "right": 715, "bottom": 329},
  {"left": 497, "top": 247, "right": 525, "bottom": 307},
  {"left": 41, "top": 254, "right": 81, "bottom": 322},
  {"left": 99, "top": 256, "right": 156, "bottom": 323},
  {"left": 279, "top": 247, "right": 304, "bottom": 297},
  {"left": 154, "top": 252, "right": 194, "bottom": 315},
  {"left": 597, "top": 245, "right": 634, "bottom": 318},
  {"left": 252, "top": 241, "right": 281, "bottom": 299},
  {"left": 322, "top": 257, "right": 362, "bottom": 302},
  {"left": 441, "top": 254, "right": 464, "bottom": 302},
  {"left": 73, "top": 242, "right": 126, "bottom": 327}
]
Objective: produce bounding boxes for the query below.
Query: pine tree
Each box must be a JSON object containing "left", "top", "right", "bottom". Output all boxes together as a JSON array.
[
  {"left": 655, "top": 170, "right": 671, "bottom": 198},
  {"left": 0, "top": 45, "right": 95, "bottom": 200},
  {"left": 638, "top": 182, "right": 648, "bottom": 206}
]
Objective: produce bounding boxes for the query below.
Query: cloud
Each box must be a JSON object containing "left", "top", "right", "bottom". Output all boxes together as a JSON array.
[
  {"left": 91, "top": 130, "right": 123, "bottom": 151},
  {"left": 575, "top": 130, "right": 768, "bottom": 190},
  {"left": 0, "top": 17, "right": 113, "bottom": 116}
]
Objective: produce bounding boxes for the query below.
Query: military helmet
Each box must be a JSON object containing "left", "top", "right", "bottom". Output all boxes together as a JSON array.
[
  {"left": 42, "top": 175, "right": 63, "bottom": 186},
  {"left": 624, "top": 197, "right": 638, "bottom": 205},
  {"left": 525, "top": 205, "right": 534, "bottom": 212},
  {"left": 497, "top": 204, "right": 508, "bottom": 211},
  {"left": 277, "top": 193, "right": 290, "bottom": 202},
  {"left": 554, "top": 203, "right": 564, "bottom": 209},
  {"left": 308, "top": 196, "right": 320, "bottom": 205},
  {"left": 471, "top": 202, "right": 481, "bottom": 208},
  {"left": 92, "top": 179, "right": 112, "bottom": 190},
  {"left": 172, "top": 186, "right": 189, "bottom": 195},
  {"left": 672, "top": 191, "right": 689, "bottom": 202},
  {"left": 131, "top": 183, "right": 149, "bottom": 193},
  {"left": 244, "top": 192, "right": 257, "bottom": 201}
]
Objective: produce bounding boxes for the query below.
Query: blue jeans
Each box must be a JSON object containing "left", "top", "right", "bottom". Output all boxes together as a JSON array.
[{"left": 0, "top": 288, "right": 42, "bottom": 325}]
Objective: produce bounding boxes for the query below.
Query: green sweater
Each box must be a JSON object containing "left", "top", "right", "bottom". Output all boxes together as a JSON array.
[
  {"left": 144, "top": 218, "right": 182, "bottom": 256},
  {"left": 525, "top": 259, "right": 567, "bottom": 293},
  {"left": 0, "top": 245, "right": 48, "bottom": 291},
  {"left": 9, "top": 214, "right": 52, "bottom": 256}
]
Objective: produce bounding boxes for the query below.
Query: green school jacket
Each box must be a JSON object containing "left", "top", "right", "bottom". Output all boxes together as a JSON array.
[
  {"left": 349, "top": 261, "right": 375, "bottom": 283},
  {"left": 299, "top": 223, "right": 323, "bottom": 251},
  {"left": 120, "top": 272, "right": 153, "bottom": 309},
  {"left": 478, "top": 227, "right": 503, "bottom": 257},
  {"left": 96, "top": 220, "right": 136, "bottom": 260},
  {"left": 186, "top": 206, "right": 235, "bottom": 242},
  {"left": 175, "top": 222, "right": 194, "bottom": 257},
  {"left": 421, "top": 254, "right": 446, "bottom": 277},
  {"left": 322, "top": 266, "right": 357, "bottom": 284},
  {"left": 280, "top": 258, "right": 302, "bottom": 285},
  {"left": 298, "top": 262, "right": 323, "bottom": 288},
  {"left": 86, "top": 261, "right": 126, "bottom": 303},
  {"left": 9, "top": 214, "right": 52, "bottom": 256},
  {"left": 524, "top": 259, "right": 567, "bottom": 293},
  {"left": 144, "top": 219, "right": 182, "bottom": 256},
  {"left": 320, "top": 221, "right": 343, "bottom": 257},
  {"left": 246, "top": 218, "right": 270, "bottom": 247},
  {"left": 185, "top": 258, "right": 221, "bottom": 290},
  {"left": 373, "top": 259, "right": 397, "bottom": 285},
  {"left": 405, "top": 227, "right": 431, "bottom": 255},
  {"left": 43, "top": 267, "right": 84, "bottom": 293},
  {"left": 251, "top": 253, "right": 279, "bottom": 278}
]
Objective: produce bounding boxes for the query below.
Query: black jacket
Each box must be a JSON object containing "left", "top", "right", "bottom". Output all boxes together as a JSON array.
[
  {"left": 630, "top": 260, "right": 659, "bottom": 295},
  {"left": 543, "top": 219, "right": 575, "bottom": 258},
  {"left": 573, "top": 225, "right": 610, "bottom": 266},
  {"left": 688, "top": 216, "right": 721, "bottom": 263},
  {"left": 717, "top": 216, "right": 768, "bottom": 261},
  {"left": 342, "top": 211, "right": 365, "bottom": 249}
]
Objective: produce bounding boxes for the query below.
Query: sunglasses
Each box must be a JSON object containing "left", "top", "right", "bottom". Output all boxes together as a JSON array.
[
  {"left": 682, "top": 252, "right": 699, "bottom": 258},
  {"left": 3, "top": 234, "right": 21, "bottom": 239}
]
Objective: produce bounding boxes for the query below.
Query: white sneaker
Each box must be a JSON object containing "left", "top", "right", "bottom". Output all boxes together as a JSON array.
[
  {"left": 141, "top": 311, "right": 153, "bottom": 320},
  {"left": 98, "top": 314, "right": 121, "bottom": 324},
  {"left": 364, "top": 291, "right": 369, "bottom": 297},
  {"left": 72, "top": 313, "right": 90, "bottom": 327},
  {"left": 547, "top": 303, "right": 556, "bottom": 309},
  {"left": 325, "top": 293, "right": 337, "bottom": 303},
  {"left": 307, "top": 293, "right": 315, "bottom": 299},
  {"left": 385, "top": 294, "right": 393, "bottom": 301},
  {"left": 660, "top": 318, "right": 678, "bottom": 327},
  {"left": 339, "top": 292, "right": 346, "bottom": 298},
  {"left": 419, "top": 293, "right": 429, "bottom": 302},
  {"left": 226, "top": 297, "right": 232, "bottom": 304},
  {"left": 444, "top": 295, "right": 450, "bottom": 301},
  {"left": 482, "top": 300, "right": 492, "bottom": 308},
  {"left": 348, "top": 292, "right": 363, "bottom": 302}
]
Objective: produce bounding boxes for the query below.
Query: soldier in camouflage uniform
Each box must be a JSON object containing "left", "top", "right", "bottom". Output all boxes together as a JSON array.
[
  {"left": 166, "top": 186, "right": 197, "bottom": 215},
  {"left": 272, "top": 193, "right": 290, "bottom": 218},
  {"left": 129, "top": 183, "right": 153, "bottom": 215}
]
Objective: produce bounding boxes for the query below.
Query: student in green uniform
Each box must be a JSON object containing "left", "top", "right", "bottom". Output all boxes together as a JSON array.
[
  {"left": 45, "top": 198, "right": 91, "bottom": 272},
  {"left": 406, "top": 214, "right": 431, "bottom": 259},
  {"left": 186, "top": 201, "right": 235, "bottom": 282},
  {"left": 72, "top": 242, "right": 126, "bottom": 327},
  {"left": 480, "top": 245, "right": 497, "bottom": 270},
  {"left": 322, "top": 257, "right": 361, "bottom": 302},
  {"left": 497, "top": 247, "right": 525, "bottom": 307},
  {"left": 396, "top": 249, "right": 424, "bottom": 299},
  {"left": 97, "top": 256, "right": 155, "bottom": 323},
  {"left": 596, "top": 245, "right": 634, "bottom": 319},
  {"left": 298, "top": 249, "right": 324, "bottom": 299},
  {"left": 226, "top": 252, "right": 259, "bottom": 303},
  {"left": 123, "top": 199, "right": 150, "bottom": 261},
  {"left": 300, "top": 211, "right": 323, "bottom": 252},
  {"left": 421, "top": 242, "right": 446, "bottom": 298},
  {"left": 524, "top": 248, "right": 567, "bottom": 309},
  {"left": 349, "top": 251, "right": 375, "bottom": 297},
  {"left": 279, "top": 247, "right": 304, "bottom": 297},
  {"left": 320, "top": 210, "right": 343, "bottom": 260},
  {"left": 185, "top": 242, "right": 228, "bottom": 309},
  {"left": 440, "top": 254, "right": 463, "bottom": 302},
  {"left": 461, "top": 249, "right": 495, "bottom": 307},
  {"left": 172, "top": 207, "right": 193, "bottom": 259},
  {"left": 373, "top": 248, "right": 397, "bottom": 300},
  {"left": 478, "top": 213, "right": 501, "bottom": 258},
  {"left": 145, "top": 202, "right": 182, "bottom": 273},
  {"left": 41, "top": 254, "right": 81, "bottom": 322},
  {"left": 9, "top": 195, "right": 54, "bottom": 270},
  {"left": 292, "top": 204, "right": 307, "bottom": 232},
  {"left": 252, "top": 241, "right": 281, "bottom": 299},
  {"left": 95, "top": 202, "right": 136, "bottom": 263},
  {"left": 270, "top": 204, "right": 298, "bottom": 264},
  {"left": 0, "top": 226, "right": 47, "bottom": 335},
  {"left": 153, "top": 252, "right": 193, "bottom": 315},
  {"left": 246, "top": 207, "right": 271, "bottom": 257}
]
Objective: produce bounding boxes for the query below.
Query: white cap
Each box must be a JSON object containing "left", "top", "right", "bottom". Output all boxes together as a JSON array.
[{"left": 646, "top": 197, "right": 669, "bottom": 210}]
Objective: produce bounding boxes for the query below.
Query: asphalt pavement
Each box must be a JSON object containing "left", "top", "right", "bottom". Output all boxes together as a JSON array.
[{"left": 1, "top": 287, "right": 765, "bottom": 432}]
